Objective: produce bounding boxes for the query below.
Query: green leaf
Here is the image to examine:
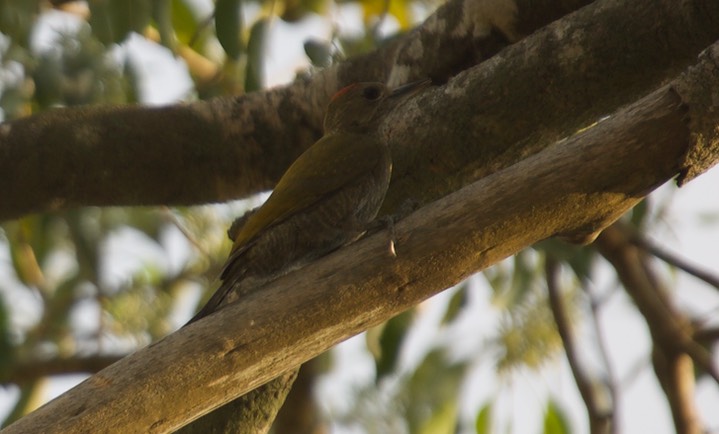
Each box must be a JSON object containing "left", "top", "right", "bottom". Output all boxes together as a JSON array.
[
  {"left": 171, "top": 0, "right": 201, "bottom": 46},
  {"left": 475, "top": 402, "right": 493, "bottom": 434},
  {"left": 89, "top": 0, "right": 152, "bottom": 45},
  {"left": 361, "top": 0, "right": 414, "bottom": 30},
  {"left": 405, "top": 350, "right": 465, "bottom": 434},
  {"left": 152, "top": 0, "right": 175, "bottom": 51},
  {"left": 543, "top": 401, "right": 571, "bottom": 434},
  {"left": 280, "top": 0, "right": 329, "bottom": 22},
  {"left": 7, "top": 219, "right": 45, "bottom": 287},
  {"left": 440, "top": 284, "right": 468, "bottom": 326},
  {"left": 630, "top": 197, "right": 649, "bottom": 228},
  {"left": 0, "top": 0, "right": 41, "bottom": 48},
  {"left": 244, "top": 18, "right": 268, "bottom": 92},
  {"left": 371, "top": 310, "right": 414, "bottom": 381},
  {"left": 494, "top": 286, "right": 569, "bottom": 373},
  {"left": 0, "top": 292, "right": 14, "bottom": 374},
  {"left": 215, "top": 0, "right": 243, "bottom": 60},
  {"left": 535, "top": 241, "right": 595, "bottom": 283},
  {"left": 419, "top": 400, "right": 457, "bottom": 434}
]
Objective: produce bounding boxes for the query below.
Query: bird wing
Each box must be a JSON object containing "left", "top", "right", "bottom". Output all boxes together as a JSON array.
[
  {"left": 186, "top": 133, "right": 385, "bottom": 324},
  {"left": 230, "top": 132, "right": 385, "bottom": 253}
]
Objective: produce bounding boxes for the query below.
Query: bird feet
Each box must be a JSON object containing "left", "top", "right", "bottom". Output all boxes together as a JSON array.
[{"left": 367, "top": 198, "right": 421, "bottom": 257}]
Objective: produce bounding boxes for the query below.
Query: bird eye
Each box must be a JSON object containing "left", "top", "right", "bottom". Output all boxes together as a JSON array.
[{"left": 362, "top": 85, "right": 382, "bottom": 101}]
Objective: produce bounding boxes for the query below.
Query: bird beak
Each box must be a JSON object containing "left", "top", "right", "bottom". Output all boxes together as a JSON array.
[{"left": 389, "top": 79, "right": 432, "bottom": 99}]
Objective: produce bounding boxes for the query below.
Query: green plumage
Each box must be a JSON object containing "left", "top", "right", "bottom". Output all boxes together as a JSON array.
[{"left": 189, "top": 80, "right": 428, "bottom": 323}]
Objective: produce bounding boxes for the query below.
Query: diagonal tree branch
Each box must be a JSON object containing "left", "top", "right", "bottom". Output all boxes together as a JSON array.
[
  {"left": 594, "top": 223, "right": 711, "bottom": 434},
  {"left": 630, "top": 232, "right": 719, "bottom": 291},
  {"left": 1, "top": 0, "right": 718, "bottom": 221},
  {"left": 545, "top": 257, "right": 613, "bottom": 434},
  {"left": 0, "top": 0, "right": 593, "bottom": 221}
]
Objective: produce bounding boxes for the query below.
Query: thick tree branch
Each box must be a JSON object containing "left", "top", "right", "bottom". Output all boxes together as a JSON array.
[
  {"left": 4, "top": 52, "right": 715, "bottom": 431},
  {"left": 2, "top": 0, "right": 718, "bottom": 221},
  {"left": 0, "top": 0, "right": 591, "bottom": 221}
]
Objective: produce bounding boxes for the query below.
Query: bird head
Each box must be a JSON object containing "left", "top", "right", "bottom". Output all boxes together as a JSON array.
[{"left": 323, "top": 80, "right": 430, "bottom": 134}]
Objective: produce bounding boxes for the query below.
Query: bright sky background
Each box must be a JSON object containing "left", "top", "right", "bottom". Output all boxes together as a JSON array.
[{"left": 1, "top": 3, "right": 718, "bottom": 433}]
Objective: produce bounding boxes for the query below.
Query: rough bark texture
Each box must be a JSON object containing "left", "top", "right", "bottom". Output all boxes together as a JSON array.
[
  {"left": 174, "top": 370, "right": 298, "bottom": 434},
  {"left": 675, "top": 43, "right": 719, "bottom": 184},
  {"left": 3, "top": 0, "right": 718, "bottom": 221},
  {"left": 272, "top": 360, "right": 326, "bottom": 434},
  {"left": 381, "top": 0, "right": 719, "bottom": 213},
  {"left": 0, "top": 0, "right": 593, "bottom": 221},
  {"left": 6, "top": 38, "right": 719, "bottom": 429}
]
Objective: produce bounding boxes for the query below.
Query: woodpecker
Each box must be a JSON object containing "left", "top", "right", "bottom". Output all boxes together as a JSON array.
[{"left": 188, "top": 80, "right": 429, "bottom": 323}]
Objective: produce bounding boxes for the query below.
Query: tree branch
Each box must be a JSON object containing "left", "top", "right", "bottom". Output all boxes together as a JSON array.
[
  {"left": 2, "top": 0, "right": 718, "bottom": 221},
  {"left": 0, "top": 0, "right": 592, "bottom": 221},
  {"left": 545, "top": 257, "right": 613, "bottom": 434},
  {"left": 0, "top": 356, "right": 122, "bottom": 385},
  {"left": 594, "top": 223, "right": 710, "bottom": 434},
  {"left": 586, "top": 283, "right": 620, "bottom": 433},
  {"left": 544, "top": 254, "right": 614, "bottom": 434},
  {"left": 3, "top": 53, "right": 713, "bottom": 431},
  {"left": 629, "top": 233, "right": 719, "bottom": 291},
  {"left": 694, "top": 326, "right": 719, "bottom": 343}
]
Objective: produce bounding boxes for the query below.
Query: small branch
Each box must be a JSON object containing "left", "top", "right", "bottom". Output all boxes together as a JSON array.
[
  {"left": 598, "top": 223, "right": 719, "bottom": 383},
  {"left": 545, "top": 257, "right": 612, "bottom": 434},
  {"left": 587, "top": 284, "right": 619, "bottom": 434},
  {"left": 630, "top": 234, "right": 719, "bottom": 291},
  {"left": 652, "top": 349, "right": 703, "bottom": 434},
  {"left": 1, "top": 355, "right": 124, "bottom": 385},
  {"left": 693, "top": 326, "right": 719, "bottom": 344},
  {"left": 595, "top": 223, "right": 711, "bottom": 434},
  {"left": 160, "top": 207, "right": 211, "bottom": 258}
]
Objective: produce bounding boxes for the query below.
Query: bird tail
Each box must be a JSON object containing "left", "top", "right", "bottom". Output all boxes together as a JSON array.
[{"left": 184, "top": 280, "right": 235, "bottom": 325}]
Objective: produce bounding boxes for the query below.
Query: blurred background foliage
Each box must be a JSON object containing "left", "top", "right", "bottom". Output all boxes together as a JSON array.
[{"left": 1, "top": 1, "right": 714, "bottom": 433}]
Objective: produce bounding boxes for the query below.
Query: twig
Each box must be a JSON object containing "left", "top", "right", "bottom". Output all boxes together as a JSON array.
[
  {"left": 596, "top": 223, "right": 713, "bottom": 434},
  {"left": 630, "top": 234, "right": 719, "bottom": 291},
  {"left": 694, "top": 326, "right": 719, "bottom": 344},
  {"left": 160, "top": 206, "right": 211, "bottom": 258},
  {"left": 545, "top": 256, "right": 612, "bottom": 434},
  {"left": 586, "top": 284, "right": 619, "bottom": 434},
  {"left": 598, "top": 223, "right": 719, "bottom": 384}
]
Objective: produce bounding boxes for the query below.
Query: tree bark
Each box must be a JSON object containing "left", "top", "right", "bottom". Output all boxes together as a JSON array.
[{"left": 1, "top": 0, "right": 717, "bottom": 221}]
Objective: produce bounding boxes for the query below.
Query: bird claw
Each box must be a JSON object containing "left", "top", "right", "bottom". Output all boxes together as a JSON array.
[
  {"left": 366, "top": 199, "right": 421, "bottom": 257},
  {"left": 367, "top": 215, "right": 398, "bottom": 257}
]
